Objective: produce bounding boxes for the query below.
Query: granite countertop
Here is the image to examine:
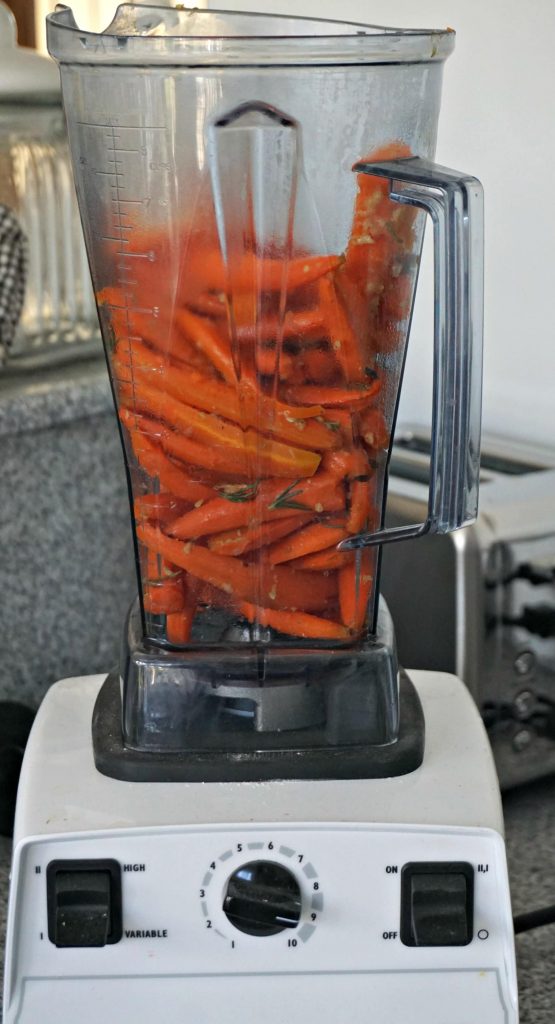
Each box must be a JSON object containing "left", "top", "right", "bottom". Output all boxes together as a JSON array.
[
  {"left": 0, "top": 352, "right": 112, "bottom": 437},
  {"left": 0, "top": 774, "right": 554, "bottom": 1021}
]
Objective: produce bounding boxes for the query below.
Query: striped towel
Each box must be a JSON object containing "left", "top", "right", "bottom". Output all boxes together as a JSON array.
[{"left": 0, "top": 203, "right": 27, "bottom": 360}]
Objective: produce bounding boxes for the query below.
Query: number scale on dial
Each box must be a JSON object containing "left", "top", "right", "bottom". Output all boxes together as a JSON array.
[{"left": 200, "top": 840, "right": 322, "bottom": 946}]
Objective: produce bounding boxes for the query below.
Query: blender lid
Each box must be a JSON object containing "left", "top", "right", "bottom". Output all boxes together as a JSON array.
[
  {"left": 0, "top": 1, "right": 61, "bottom": 103},
  {"left": 47, "top": 4, "right": 455, "bottom": 66}
]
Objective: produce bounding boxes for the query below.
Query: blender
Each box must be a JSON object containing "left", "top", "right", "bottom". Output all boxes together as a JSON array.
[{"left": 3, "top": 7, "right": 518, "bottom": 1023}]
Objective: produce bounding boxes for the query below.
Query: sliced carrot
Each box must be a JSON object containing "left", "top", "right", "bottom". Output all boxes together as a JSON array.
[
  {"left": 346, "top": 450, "right": 374, "bottom": 534},
  {"left": 207, "top": 516, "right": 308, "bottom": 557},
  {"left": 125, "top": 377, "right": 321, "bottom": 479},
  {"left": 137, "top": 523, "right": 336, "bottom": 612},
  {"left": 359, "top": 406, "right": 389, "bottom": 451},
  {"left": 239, "top": 602, "right": 350, "bottom": 641},
  {"left": 117, "top": 340, "right": 336, "bottom": 451},
  {"left": 299, "top": 346, "right": 340, "bottom": 385},
  {"left": 318, "top": 276, "right": 365, "bottom": 383},
  {"left": 289, "top": 547, "right": 353, "bottom": 571},
  {"left": 234, "top": 307, "right": 326, "bottom": 345},
  {"left": 143, "top": 580, "right": 186, "bottom": 615},
  {"left": 174, "top": 307, "right": 237, "bottom": 384},
  {"left": 134, "top": 493, "right": 191, "bottom": 526},
  {"left": 268, "top": 523, "right": 347, "bottom": 566},
  {"left": 165, "top": 575, "right": 199, "bottom": 644},
  {"left": 286, "top": 380, "right": 380, "bottom": 409},
  {"left": 167, "top": 474, "right": 344, "bottom": 541},
  {"left": 255, "top": 346, "right": 294, "bottom": 380},
  {"left": 202, "top": 251, "right": 344, "bottom": 293},
  {"left": 338, "top": 548, "right": 376, "bottom": 632},
  {"left": 120, "top": 409, "right": 215, "bottom": 502}
]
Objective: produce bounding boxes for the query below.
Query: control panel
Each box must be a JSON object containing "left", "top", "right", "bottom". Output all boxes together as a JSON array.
[{"left": 4, "top": 823, "right": 518, "bottom": 1024}]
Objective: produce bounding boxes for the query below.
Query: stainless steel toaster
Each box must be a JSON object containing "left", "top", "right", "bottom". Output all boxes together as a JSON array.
[{"left": 381, "top": 429, "right": 555, "bottom": 789}]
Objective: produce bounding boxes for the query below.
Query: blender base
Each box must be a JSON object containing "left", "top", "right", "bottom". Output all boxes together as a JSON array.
[
  {"left": 92, "top": 668, "right": 424, "bottom": 783},
  {"left": 3, "top": 670, "right": 518, "bottom": 1023}
]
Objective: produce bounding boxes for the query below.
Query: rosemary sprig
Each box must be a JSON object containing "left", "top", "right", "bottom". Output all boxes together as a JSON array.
[
  {"left": 267, "top": 479, "right": 310, "bottom": 512},
  {"left": 216, "top": 482, "right": 260, "bottom": 503}
]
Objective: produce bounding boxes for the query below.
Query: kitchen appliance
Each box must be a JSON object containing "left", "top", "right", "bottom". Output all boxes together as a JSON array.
[
  {"left": 381, "top": 428, "right": 555, "bottom": 790},
  {"left": 0, "top": 1, "right": 98, "bottom": 365},
  {"left": 3, "top": 7, "right": 517, "bottom": 1023}
]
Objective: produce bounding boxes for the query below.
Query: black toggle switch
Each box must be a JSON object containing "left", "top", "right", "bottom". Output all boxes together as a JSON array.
[
  {"left": 400, "top": 862, "right": 474, "bottom": 947},
  {"left": 47, "top": 859, "right": 122, "bottom": 948}
]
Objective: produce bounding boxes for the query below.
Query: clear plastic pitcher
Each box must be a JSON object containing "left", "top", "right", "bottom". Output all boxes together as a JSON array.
[{"left": 47, "top": 6, "right": 483, "bottom": 768}]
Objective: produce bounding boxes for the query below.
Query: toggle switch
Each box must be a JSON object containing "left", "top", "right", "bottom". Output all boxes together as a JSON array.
[
  {"left": 47, "top": 859, "right": 122, "bottom": 948},
  {"left": 400, "top": 862, "right": 474, "bottom": 946}
]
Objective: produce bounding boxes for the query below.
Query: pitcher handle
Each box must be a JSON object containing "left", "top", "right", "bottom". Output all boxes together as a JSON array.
[{"left": 340, "top": 157, "right": 484, "bottom": 551}]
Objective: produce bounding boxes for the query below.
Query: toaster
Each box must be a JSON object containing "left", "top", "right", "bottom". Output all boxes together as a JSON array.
[{"left": 381, "top": 429, "right": 555, "bottom": 789}]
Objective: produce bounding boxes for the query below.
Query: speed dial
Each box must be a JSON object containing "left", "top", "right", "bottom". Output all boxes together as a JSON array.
[{"left": 222, "top": 860, "right": 302, "bottom": 937}]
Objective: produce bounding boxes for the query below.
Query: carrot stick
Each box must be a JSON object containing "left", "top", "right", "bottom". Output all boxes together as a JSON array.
[
  {"left": 174, "top": 307, "right": 237, "bottom": 384},
  {"left": 167, "top": 474, "right": 344, "bottom": 540},
  {"left": 124, "top": 377, "right": 322, "bottom": 478},
  {"left": 289, "top": 547, "right": 353, "bottom": 571},
  {"left": 359, "top": 406, "right": 389, "bottom": 451},
  {"left": 268, "top": 523, "right": 347, "bottom": 566},
  {"left": 120, "top": 409, "right": 215, "bottom": 502},
  {"left": 143, "top": 579, "right": 186, "bottom": 615},
  {"left": 137, "top": 523, "right": 336, "bottom": 612},
  {"left": 318, "top": 276, "right": 365, "bottom": 383},
  {"left": 202, "top": 251, "right": 344, "bottom": 293},
  {"left": 338, "top": 549, "right": 375, "bottom": 632},
  {"left": 255, "top": 347, "right": 294, "bottom": 380},
  {"left": 234, "top": 307, "right": 326, "bottom": 344},
  {"left": 165, "top": 576, "right": 199, "bottom": 644},
  {"left": 239, "top": 602, "right": 350, "bottom": 641},
  {"left": 299, "top": 346, "right": 339, "bottom": 385},
  {"left": 207, "top": 515, "right": 308, "bottom": 557},
  {"left": 116, "top": 339, "right": 336, "bottom": 450},
  {"left": 286, "top": 380, "right": 381, "bottom": 409},
  {"left": 134, "top": 493, "right": 191, "bottom": 526}
]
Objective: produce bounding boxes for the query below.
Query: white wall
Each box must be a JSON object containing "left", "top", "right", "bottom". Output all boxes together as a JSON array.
[{"left": 39, "top": 0, "right": 555, "bottom": 445}]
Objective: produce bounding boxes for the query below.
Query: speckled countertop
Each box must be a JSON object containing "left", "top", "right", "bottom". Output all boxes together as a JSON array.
[{"left": 0, "top": 774, "right": 554, "bottom": 1021}]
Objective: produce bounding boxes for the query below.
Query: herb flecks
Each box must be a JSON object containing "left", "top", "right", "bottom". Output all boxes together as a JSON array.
[
  {"left": 216, "top": 482, "right": 259, "bottom": 503},
  {"left": 268, "top": 479, "right": 310, "bottom": 512}
]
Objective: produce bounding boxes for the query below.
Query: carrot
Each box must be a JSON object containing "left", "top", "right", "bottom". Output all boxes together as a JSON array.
[
  {"left": 346, "top": 450, "right": 374, "bottom": 534},
  {"left": 359, "top": 406, "right": 389, "bottom": 451},
  {"left": 174, "top": 307, "right": 237, "bottom": 384},
  {"left": 124, "top": 377, "right": 322, "bottom": 478},
  {"left": 202, "top": 251, "right": 344, "bottom": 293},
  {"left": 268, "top": 523, "right": 347, "bottom": 566},
  {"left": 143, "top": 578, "right": 186, "bottom": 615},
  {"left": 286, "top": 380, "right": 381, "bottom": 409},
  {"left": 349, "top": 141, "right": 413, "bottom": 248},
  {"left": 165, "top": 576, "right": 199, "bottom": 644},
  {"left": 234, "top": 307, "right": 326, "bottom": 345},
  {"left": 167, "top": 474, "right": 344, "bottom": 540},
  {"left": 137, "top": 522, "right": 337, "bottom": 612},
  {"left": 207, "top": 516, "right": 308, "bottom": 557},
  {"left": 116, "top": 339, "right": 336, "bottom": 451},
  {"left": 239, "top": 602, "right": 350, "bottom": 641},
  {"left": 318, "top": 276, "right": 365, "bottom": 383},
  {"left": 187, "top": 292, "right": 226, "bottom": 318},
  {"left": 255, "top": 346, "right": 294, "bottom": 380},
  {"left": 120, "top": 409, "right": 215, "bottom": 502},
  {"left": 299, "top": 346, "right": 339, "bottom": 385},
  {"left": 289, "top": 547, "right": 353, "bottom": 571},
  {"left": 338, "top": 548, "right": 375, "bottom": 632},
  {"left": 134, "top": 493, "right": 191, "bottom": 526}
]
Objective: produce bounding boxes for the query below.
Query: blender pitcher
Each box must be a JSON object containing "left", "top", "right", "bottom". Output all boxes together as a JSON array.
[{"left": 47, "top": 6, "right": 483, "bottom": 774}]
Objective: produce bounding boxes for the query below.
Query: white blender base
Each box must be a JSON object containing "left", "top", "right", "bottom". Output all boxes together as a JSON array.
[{"left": 3, "top": 671, "right": 518, "bottom": 1023}]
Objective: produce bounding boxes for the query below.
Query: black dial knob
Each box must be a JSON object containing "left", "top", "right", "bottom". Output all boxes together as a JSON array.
[{"left": 223, "top": 860, "right": 302, "bottom": 937}]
